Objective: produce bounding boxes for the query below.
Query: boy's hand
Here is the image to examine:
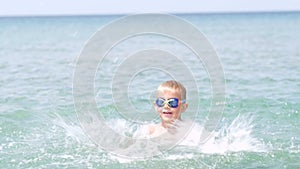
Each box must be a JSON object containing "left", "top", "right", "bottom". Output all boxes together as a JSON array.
[{"left": 165, "top": 120, "right": 181, "bottom": 134}]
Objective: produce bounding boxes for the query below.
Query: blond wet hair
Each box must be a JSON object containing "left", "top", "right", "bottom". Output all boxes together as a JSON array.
[{"left": 157, "top": 80, "right": 186, "bottom": 100}]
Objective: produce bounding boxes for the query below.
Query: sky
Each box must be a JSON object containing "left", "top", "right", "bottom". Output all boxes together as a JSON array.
[{"left": 0, "top": 0, "right": 300, "bottom": 16}]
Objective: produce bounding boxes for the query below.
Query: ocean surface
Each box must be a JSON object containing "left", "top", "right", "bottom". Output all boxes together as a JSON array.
[{"left": 0, "top": 12, "right": 299, "bottom": 168}]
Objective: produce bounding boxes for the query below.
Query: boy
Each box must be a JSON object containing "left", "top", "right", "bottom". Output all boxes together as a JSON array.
[{"left": 148, "top": 80, "right": 188, "bottom": 137}]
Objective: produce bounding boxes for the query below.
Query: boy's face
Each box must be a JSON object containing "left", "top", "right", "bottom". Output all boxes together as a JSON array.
[{"left": 154, "top": 88, "right": 188, "bottom": 124}]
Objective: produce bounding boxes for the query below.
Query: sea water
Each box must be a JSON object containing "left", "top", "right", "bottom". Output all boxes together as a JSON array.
[{"left": 0, "top": 12, "right": 299, "bottom": 168}]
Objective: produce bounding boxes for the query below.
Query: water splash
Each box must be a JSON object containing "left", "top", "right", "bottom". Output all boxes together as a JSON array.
[
  {"left": 52, "top": 114, "right": 91, "bottom": 144},
  {"left": 197, "top": 114, "right": 266, "bottom": 154},
  {"left": 52, "top": 113, "right": 267, "bottom": 162}
]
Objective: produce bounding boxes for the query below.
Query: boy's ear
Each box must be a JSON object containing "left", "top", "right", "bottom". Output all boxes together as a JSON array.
[
  {"left": 153, "top": 102, "right": 159, "bottom": 112},
  {"left": 181, "top": 103, "right": 188, "bottom": 112}
]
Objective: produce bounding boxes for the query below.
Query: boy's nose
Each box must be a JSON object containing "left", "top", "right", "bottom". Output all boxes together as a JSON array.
[{"left": 163, "top": 103, "right": 170, "bottom": 108}]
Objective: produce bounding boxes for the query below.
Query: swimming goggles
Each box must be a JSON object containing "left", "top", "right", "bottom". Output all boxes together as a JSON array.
[{"left": 155, "top": 97, "right": 186, "bottom": 108}]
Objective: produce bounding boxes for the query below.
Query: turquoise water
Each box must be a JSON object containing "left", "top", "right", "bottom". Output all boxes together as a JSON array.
[{"left": 1, "top": 12, "right": 300, "bottom": 168}]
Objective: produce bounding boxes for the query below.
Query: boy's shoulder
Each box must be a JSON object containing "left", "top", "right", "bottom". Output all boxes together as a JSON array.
[
  {"left": 134, "top": 123, "right": 156, "bottom": 138},
  {"left": 149, "top": 124, "right": 155, "bottom": 135}
]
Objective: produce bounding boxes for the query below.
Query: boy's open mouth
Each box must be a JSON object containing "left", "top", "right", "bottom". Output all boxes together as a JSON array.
[{"left": 163, "top": 111, "right": 173, "bottom": 116}]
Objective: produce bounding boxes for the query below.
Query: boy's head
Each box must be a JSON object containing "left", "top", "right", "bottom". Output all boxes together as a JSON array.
[{"left": 154, "top": 80, "right": 188, "bottom": 125}]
